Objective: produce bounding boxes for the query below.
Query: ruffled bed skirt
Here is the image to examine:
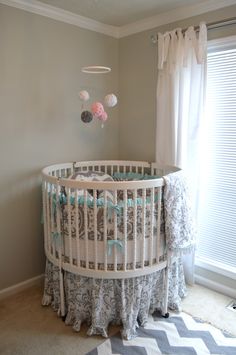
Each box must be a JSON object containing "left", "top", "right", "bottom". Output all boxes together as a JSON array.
[{"left": 42, "top": 258, "right": 186, "bottom": 339}]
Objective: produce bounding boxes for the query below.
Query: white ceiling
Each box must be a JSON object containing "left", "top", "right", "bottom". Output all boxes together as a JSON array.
[
  {"left": 1, "top": 0, "right": 236, "bottom": 37},
  {"left": 37, "top": 0, "right": 216, "bottom": 27}
]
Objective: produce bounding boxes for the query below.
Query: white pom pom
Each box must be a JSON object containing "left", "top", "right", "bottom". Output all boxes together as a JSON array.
[
  {"left": 104, "top": 93, "right": 118, "bottom": 108},
  {"left": 78, "top": 90, "right": 90, "bottom": 101}
]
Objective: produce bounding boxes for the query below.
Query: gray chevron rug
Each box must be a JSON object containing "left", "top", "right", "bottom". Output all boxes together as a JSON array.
[{"left": 86, "top": 312, "right": 236, "bottom": 355}]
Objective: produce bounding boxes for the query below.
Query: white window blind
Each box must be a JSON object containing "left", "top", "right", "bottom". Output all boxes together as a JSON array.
[{"left": 197, "top": 40, "right": 236, "bottom": 277}]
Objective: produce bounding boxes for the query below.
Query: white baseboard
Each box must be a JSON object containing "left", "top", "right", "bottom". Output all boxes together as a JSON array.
[
  {"left": 195, "top": 274, "right": 236, "bottom": 299},
  {"left": 0, "top": 274, "right": 44, "bottom": 301}
]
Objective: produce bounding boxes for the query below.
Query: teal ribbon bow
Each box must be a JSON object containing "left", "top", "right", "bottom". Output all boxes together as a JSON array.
[
  {"left": 107, "top": 240, "right": 124, "bottom": 256},
  {"left": 107, "top": 204, "right": 121, "bottom": 220}
]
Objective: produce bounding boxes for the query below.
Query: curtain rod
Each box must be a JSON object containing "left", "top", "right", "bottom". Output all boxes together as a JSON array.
[{"left": 151, "top": 16, "right": 236, "bottom": 43}]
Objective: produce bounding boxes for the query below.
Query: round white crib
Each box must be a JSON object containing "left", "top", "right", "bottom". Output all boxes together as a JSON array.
[{"left": 42, "top": 160, "right": 181, "bottom": 337}]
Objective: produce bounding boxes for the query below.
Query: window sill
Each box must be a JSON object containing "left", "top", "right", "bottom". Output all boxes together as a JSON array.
[{"left": 195, "top": 257, "right": 236, "bottom": 281}]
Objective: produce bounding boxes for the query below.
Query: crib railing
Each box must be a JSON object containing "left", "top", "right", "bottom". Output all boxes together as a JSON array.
[
  {"left": 43, "top": 161, "right": 178, "bottom": 179},
  {"left": 42, "top": 161, "right": 176, "bottom": 279},
  {"left": 43, "top": 160, "right": 151, "bottom": 179}
]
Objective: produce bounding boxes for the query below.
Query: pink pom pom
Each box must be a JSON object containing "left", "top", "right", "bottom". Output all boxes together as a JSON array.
[
  {"left": 98, "top": 111, "right": 108, "bottom": 128},
  {"left": 99, "top": 111, "right": 108, "bottom": 122},
  {"left": 91, "top": 102, "right": 104, "bottom": 117}
]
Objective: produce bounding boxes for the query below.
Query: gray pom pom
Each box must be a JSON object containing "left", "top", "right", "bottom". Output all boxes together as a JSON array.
[{"left": 81, "top": 110, "right": 93, "bottom": 123}]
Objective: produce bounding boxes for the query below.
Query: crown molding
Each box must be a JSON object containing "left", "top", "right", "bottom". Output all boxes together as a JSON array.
[
  {"left": 118, "top": 0, "right": 236, "bottom": 38},
  {"left": 0, "top": 0, "right": 119, "bottom": 38},
  {"left": 0, "top": 0, "right": 236, "bottom": 39}
]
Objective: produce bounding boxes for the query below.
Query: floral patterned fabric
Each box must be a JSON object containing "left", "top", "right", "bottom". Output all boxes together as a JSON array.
[
  {"left": 60, "top": 198, "right": 165, "bottom": 271},
  {"left": 61, "top": 202, "right": 163, "bottom": 242},
  {"left": 163, "top": 170, "right": 196, "bottom": 254},
  {"left": 42, "top": 257, "right": 186, "bottom": 340}
]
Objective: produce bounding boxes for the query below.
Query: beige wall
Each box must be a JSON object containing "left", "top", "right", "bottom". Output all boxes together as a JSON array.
[
  {"left": 119, "top": 5, "right": 236, "bottom": 161},
  {"left": 0, "top": 4, "right": 119, "bottom": 290}
]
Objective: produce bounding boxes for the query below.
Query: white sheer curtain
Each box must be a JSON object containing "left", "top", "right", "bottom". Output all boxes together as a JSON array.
[{"left": 156, "top": 23, "right": 207, "bottom": 284}]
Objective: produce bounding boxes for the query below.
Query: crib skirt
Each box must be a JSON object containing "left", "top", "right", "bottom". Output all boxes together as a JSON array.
[{"left": 42, "top": 257, "right": 186, "bottom": 339}]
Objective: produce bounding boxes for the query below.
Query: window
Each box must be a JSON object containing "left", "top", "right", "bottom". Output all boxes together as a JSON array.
[{"left": 196, "top": 36, "right": 236, "bottom": 279}]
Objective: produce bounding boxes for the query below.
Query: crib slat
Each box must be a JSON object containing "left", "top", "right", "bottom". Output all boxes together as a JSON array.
[
  {"left": 67, "top": 187, "right": 73, "bottom": 265},
  {"left": 56, "top": 182, "right": 66, "bottom": 317},
  {"left": 157, "top": 187, "right": 162, "bottom": 263},
  {"left": 42, "top": 182, "right": 47, "bottom": 252},
  {"left": 75, "top": 189, "right": 80, "bottom": 267},
  {"left": 84, "top": 190, "right": 89, "bottom": 269},
  {"left": 142, "top": 188, "right": 146, "bottom": 269},
  {"left": 114, "top": 190, "right": 118, "bottom": 271},
  {"left": 103, "top": 190, "right": 107, "bottom": 271},
  {"left": 56, "top": 183, "right": 62, "bottom": 262},
  {"left": 133, "top": 189, "right": 137, "bottom": 270},
  {"left": 44, "top": 181, "right": 50, "bottom": 254},
  {"left": 149, "top": 187, "right": 154, "bottom": 266},
  {"left": 50, "top": 184, "right": 56, "bottom": 259},
  {"left": 93, "top": 189, "right": 98, "bottom": 270},
  {"left": 123, "top": 189, "right": 127, "bottom": 271}
]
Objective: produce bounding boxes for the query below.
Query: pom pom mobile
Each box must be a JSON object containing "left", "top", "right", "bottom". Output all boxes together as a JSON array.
[{"left": 79, "top": 66, "right": 117, "bottom": 127}]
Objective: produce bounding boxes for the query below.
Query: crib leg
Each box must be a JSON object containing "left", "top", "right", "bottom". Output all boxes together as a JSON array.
[
  {"left": 162, "top": 260, "right": 170, "bottom": 318},
  {"left": 59, "top": 268, "right": 66, "bottom": 317},
  {"left": 162, "top": 312, "right": 169, "bottom": 318}
]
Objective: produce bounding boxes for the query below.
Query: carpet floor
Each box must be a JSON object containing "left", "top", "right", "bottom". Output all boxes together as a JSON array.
[
  {"left": 0, "top": 283, "right": 235, "bottom": 355},
  {"left": 182, "top": 285, "right": 236, "bottom": 337}
]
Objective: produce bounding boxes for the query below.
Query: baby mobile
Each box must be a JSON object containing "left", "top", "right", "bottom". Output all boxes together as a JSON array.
[{"left": 79, "top": 66, "right": 118, "bottom": 128}]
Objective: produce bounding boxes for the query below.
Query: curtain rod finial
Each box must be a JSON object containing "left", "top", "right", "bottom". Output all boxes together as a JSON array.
[{"left": 151, "top": 34, "right": 158, "bottom": 44}]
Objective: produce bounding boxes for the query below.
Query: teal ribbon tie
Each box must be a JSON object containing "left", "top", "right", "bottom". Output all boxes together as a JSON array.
[
  {"left": 52, "top": 231, "right": 61, "bottom": 246},
  {"left": 107, "top": 240, "right": 124, "bottom": 256},
  {"left": 40, "top": 210, "right": 44, "bottom": 224}
]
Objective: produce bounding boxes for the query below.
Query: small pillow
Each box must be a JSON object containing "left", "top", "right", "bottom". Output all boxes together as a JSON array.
[
  {"left": 112, "top": 172, "right": 160, "bottom": 200},
  {"left": 113, "top": 172, "right": 160, "bottom": 181},
  {"left": 69, "top": 170, "right": 113, "bottom": 182},
  {"left": 112, "top": 172, "right": 144, "bottom": 181},
  {"left": 69, "top": 170, "right": 114, "bottom": 201},
  {"left": 98, "top": 190, "right": 114, "bottom": 204}
]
